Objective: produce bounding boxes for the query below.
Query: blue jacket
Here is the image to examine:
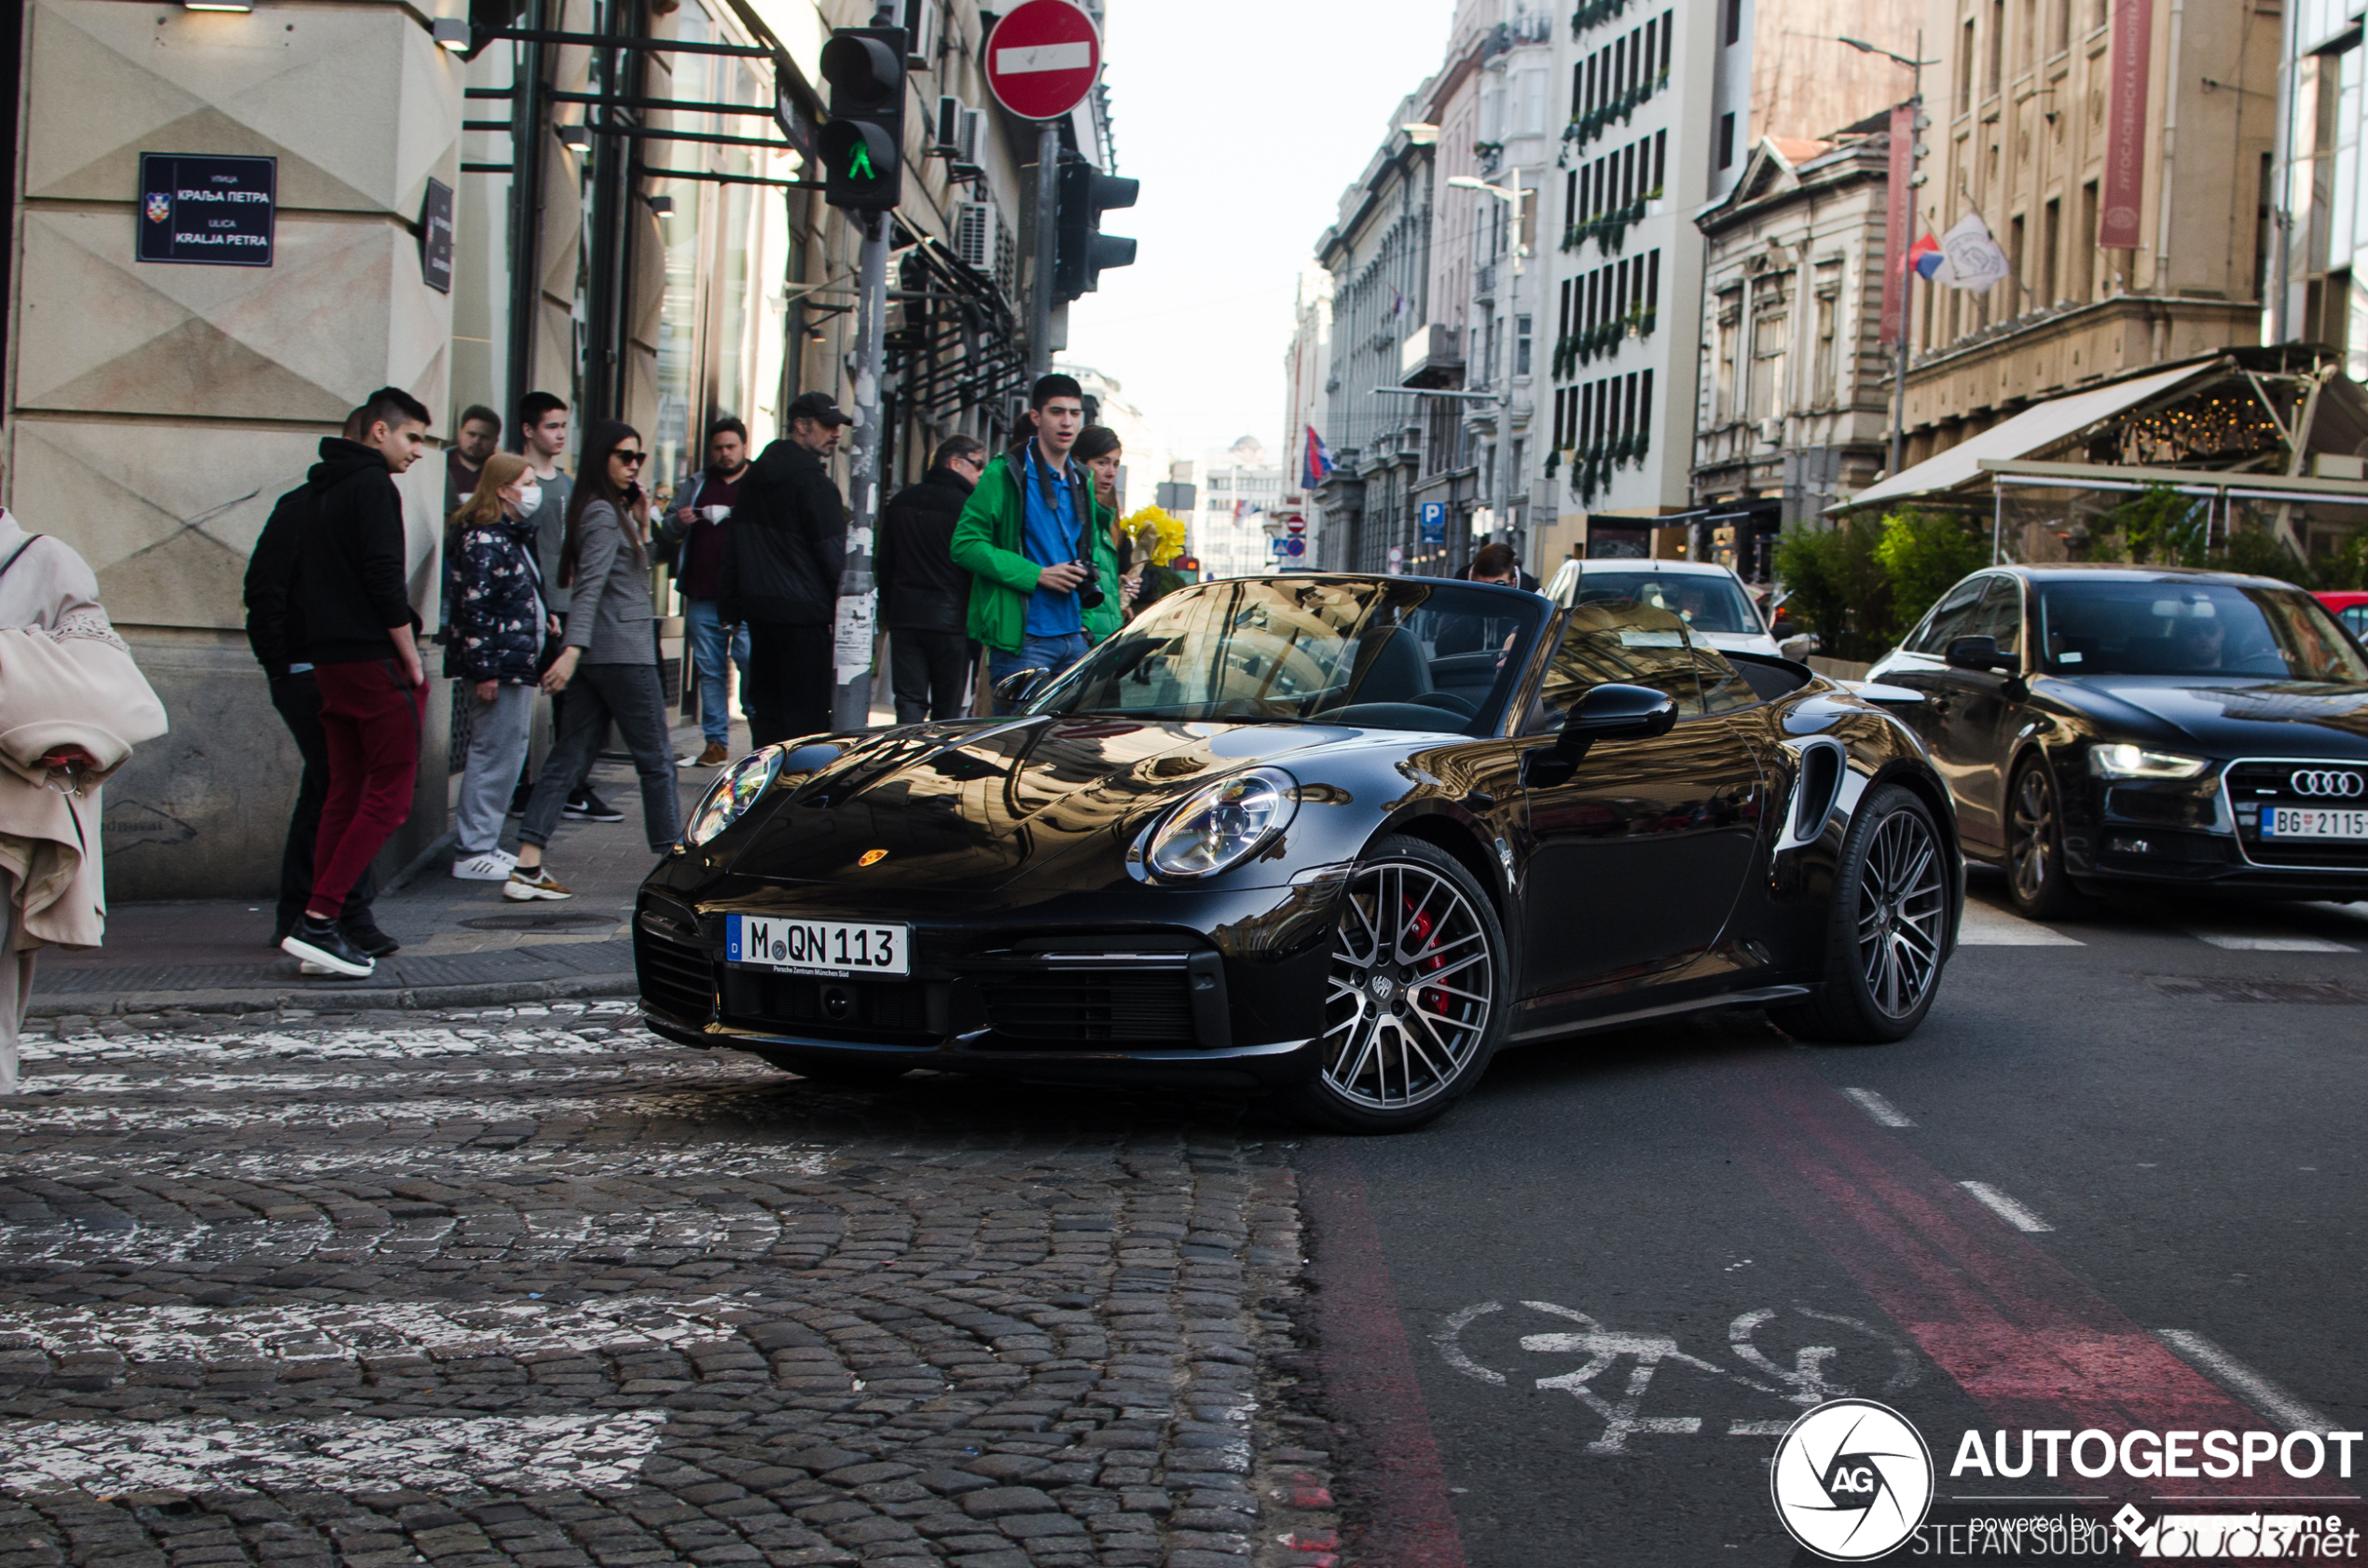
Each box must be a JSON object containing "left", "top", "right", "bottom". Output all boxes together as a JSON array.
[{"left": 444, "top": 511, "right": 545, "bottom": 682}]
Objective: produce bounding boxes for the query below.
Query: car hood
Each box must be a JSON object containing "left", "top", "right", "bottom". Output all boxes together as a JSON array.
[
  {"left": 2046, "top": 675, "right": 2368, "bottom": 758},
  {"left": 725, "top": 716, "right": 1368, "bottom": 890}
]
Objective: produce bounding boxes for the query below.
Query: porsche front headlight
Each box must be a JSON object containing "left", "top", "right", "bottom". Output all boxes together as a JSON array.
[
  {"left": 2087, "top": 744, "right": 2210, "bottom": 780},
  {"left": 1145, "top": 768, "right": 1299, "bottom": 880},
  {"left": 683, "top": 748, "right": 785, "bottom": 846}
]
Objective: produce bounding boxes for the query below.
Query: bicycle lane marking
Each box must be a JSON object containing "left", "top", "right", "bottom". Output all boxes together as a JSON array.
[
  {"left": 1708, "top": 1058, "right": 2356, "bottom": 1506},
  {"left": 1297, "top": 1141, "right": 1468, "bottom": 1568}
]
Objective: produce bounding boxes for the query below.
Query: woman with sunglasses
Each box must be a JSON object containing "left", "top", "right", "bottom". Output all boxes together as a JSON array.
[{"left": 506, "top": 421, "right": 681, "bottom": 900}]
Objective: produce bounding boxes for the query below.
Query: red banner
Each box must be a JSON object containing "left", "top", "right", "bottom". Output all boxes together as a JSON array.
[
  {"left": 1880, "top": 103, "right": 1914, "bottom": 346},
  {"left": 2100, "top": 0, "right": 2153, "bottom": 248}
]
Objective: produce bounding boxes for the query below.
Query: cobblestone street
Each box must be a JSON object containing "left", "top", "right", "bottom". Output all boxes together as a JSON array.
[{"left": 0, "top": 1006, "right": 1342, "bottom": 1568}]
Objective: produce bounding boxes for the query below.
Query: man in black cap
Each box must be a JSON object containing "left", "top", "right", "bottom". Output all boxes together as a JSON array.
[{"left": 723, "top": 392, "right": 855, "bottom": 745}]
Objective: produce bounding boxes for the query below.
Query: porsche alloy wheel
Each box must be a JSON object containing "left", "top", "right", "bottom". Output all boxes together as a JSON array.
[
  {"left": 1855, "top": 805, "right": 1948, "bottom": 1020},
  {"left": 2006, "top": 759, "right": 2089, "bottom": 920},
  {"left": 1287, "top": 837, "right": 1506, "bottom": 1132},
  {"left": 1771, "top": 784, "right": 1953, "bottom": 1045}
]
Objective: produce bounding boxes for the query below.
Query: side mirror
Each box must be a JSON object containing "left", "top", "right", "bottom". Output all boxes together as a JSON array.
[
  {"left": 1944, "top": 635, "right": 2018, "bottom": 673},
  {"left": 993, "top": 667, "right": 1051, "bottom": 708},
  {"left": 1523, "top": 682, "right": 1680, "bottom": 787}
]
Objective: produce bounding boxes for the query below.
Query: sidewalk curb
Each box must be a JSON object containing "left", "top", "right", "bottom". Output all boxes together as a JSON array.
[{"left": 28, "top": 970, "right": 640, "bottom": 1020}]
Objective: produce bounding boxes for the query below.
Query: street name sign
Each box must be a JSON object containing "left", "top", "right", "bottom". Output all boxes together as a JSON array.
[
  {"left": 138, "top": 153, "right": 275, "bottom": 267},
  {"left": 985, "top": 0, "right": 1101, "bottom": 121}
]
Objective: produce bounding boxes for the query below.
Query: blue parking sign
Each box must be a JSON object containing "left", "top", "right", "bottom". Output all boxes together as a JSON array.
[{"left": 1419, "top": 502, "right": 1446, "bottom": 543}]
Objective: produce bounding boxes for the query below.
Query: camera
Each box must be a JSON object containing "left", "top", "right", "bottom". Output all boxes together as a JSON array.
[{"left": 1073, "top": 557, "right": 1105, "bottom": 611}]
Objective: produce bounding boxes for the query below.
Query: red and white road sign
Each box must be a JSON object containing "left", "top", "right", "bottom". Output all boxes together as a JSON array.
[
  {"left": 1285, "top": 516, "right": 1306, "bottom": 536},
  {"left": 984, "top": 0, "right": 1102, "bottom": 122}
]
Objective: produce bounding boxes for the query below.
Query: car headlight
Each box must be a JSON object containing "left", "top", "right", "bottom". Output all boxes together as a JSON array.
[
  {"left": 2087, "top": 744, "right": 2210, "bottom": 780},
  {"left": 1146, "top": 768, "right": 1299, "bottom": 880},
  {"left": 683, "top": 748, "right": 784, "bottom": 846}
]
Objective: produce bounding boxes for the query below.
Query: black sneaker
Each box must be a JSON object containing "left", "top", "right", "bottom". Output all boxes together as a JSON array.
[
  {"left": 343, "top": 919, "right": 401, "bottom": 957},
  {"left": 281, "top": 915, "right": 375, "bottom": 978},
  {"left": 563, "top": 787, "right": 624, "bottom": 822}
]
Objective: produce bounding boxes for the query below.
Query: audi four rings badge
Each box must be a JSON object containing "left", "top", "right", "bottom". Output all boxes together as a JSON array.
[{"left": 2289, "top": 769, "right": 2365, "bottom": 797}]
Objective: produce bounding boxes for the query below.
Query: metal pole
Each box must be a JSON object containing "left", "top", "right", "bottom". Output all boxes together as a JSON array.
[
  {"left": 1028, "top": 121, "right": 1060, "bottom": 378},
  {"left": 1496, "top": 169, "right": 1521, "bottom": 558},
  {"left": 831, "top": 212, "right": 889, "bottom": 731},
  {"left": 1890, "top": 44, "right": 1921, "bottom": 482}
]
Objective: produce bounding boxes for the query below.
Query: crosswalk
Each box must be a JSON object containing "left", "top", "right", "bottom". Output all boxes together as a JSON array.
[{"left": 1956, "top": 884, "right": 2368, "bottom": 952}]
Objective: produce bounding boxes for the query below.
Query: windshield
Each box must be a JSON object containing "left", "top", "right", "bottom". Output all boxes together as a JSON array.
[
  {"left": 1572, "top": 570, "right": 1763, "bottom": 634},
  {"left": 2034, "top": 579, "right": 2368, "bottom": 682},
  {"left": 1026, "top": 576, "right": 1547, "bottom": 731}
]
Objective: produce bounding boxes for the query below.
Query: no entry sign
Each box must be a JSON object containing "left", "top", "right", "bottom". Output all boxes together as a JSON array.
[{"left": 985, "top": 0, "right": 1102, "bottom": 122}]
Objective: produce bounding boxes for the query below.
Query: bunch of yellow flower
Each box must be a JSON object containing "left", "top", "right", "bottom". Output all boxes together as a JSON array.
[{"left": 1119, "top": 505, "right": 1187, "bottom": 566}]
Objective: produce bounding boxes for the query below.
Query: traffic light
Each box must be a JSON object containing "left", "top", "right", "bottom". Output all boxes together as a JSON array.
[
  {"left": 818, "top": 27, "right": 907, "bottom": 211},
  {"left": 1053, "top": 160, "right": 1139, "bottom": 301}
]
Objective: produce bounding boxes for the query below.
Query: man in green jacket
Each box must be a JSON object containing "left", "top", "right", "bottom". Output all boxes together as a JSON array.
[{"left": 950, "top": 374, "right": 1122, "bottom": 708}]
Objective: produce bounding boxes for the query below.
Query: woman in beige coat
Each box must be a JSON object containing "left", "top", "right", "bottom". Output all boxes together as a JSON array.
[{"left": 0, "top": 502, "right": 167, "bottom": 1092}]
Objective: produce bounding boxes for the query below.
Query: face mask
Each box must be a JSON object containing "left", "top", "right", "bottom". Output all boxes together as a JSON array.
[{"left": 515, "top": 483, "right": 544, "bottom": 516}]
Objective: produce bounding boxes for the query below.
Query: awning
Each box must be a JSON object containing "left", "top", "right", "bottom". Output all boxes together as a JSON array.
[{"left": 1832, "top": 361, "right": 2214, "bottom": 515}]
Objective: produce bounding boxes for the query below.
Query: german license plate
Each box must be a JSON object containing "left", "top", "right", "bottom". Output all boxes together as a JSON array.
[
  {"left": 725, "top": 915, "right": 910, "bottom": 977},
  {"left": 2263, "top": 806, "right": 2368, "bottom": 840}
]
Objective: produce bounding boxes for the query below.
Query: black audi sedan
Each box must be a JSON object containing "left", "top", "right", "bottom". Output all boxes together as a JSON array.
[
  {"left": 636, "top": 572, "right": 1962, "bottom": 1131},
  {"left": 1866, "top": 564, "right": 2368, "bottom": 918}
]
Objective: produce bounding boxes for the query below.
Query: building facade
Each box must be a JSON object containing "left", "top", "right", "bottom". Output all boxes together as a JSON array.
[
  {"left": 5, "top": 0, "right": 1121, "bottom": 898},
  {"left": 1690, "top": 130, "right": 1893, "bottom": 578},
  {"left": 1536, "top": 0, "right": 1919, "bottom": 568},
  {"left": 1279, "top": 264, "right": 1332, "bottom": 567},
  {"left": 1188, "top": 438, "right": 1285, "bottom": 579},
  {"left": 1896, "top": 0, "right": 2277, "bottom": 467},
  {"left": 2275, "top": 0, "right": 2368, "bottom": 376}
]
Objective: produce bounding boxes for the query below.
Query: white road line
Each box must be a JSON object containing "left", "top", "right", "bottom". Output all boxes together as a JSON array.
[
  {"left": 2181, "top": 928, "right": 2357, "bottom": 953},
  {"left": 23, "top": 1025, "right": 658, "bottom": 1065},
  {"left": 1841, "top": 1088, "right": 1915, "bottom": 1128},
  {"left": 0, "top": 1410, "right": 667, "bottom": 1493},
  {"left": 1958, "top": 1180, "right": 2055, "bottom": 1233},
  {"left": 0, "top": 1297, "right": 757, "bottom": 1364},
  {"left": 2155, "top": 1330, "right": 2332, "bottom": 1433},
  {"left": 0, "top": 1090, "right": 779, "bottom": 1130},
  {"left": 0, "top": 1205, "right": 796, "bottom": 1268},
  {"left": 21, "top": 1059, "right": 760, "bottom": 1095},
  {"left": 3, "top": 1146, "right": 832, "bottom": 1181},
  {"left": 1957, "top": 901, "right": 2086, "bottom": 946}
]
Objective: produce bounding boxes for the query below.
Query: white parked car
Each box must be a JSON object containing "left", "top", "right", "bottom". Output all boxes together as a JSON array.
[{"left": 1540, "top": 557, "right": 1782, "bottom": 656}]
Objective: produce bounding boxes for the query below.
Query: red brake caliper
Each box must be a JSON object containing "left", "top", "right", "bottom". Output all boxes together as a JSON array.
[{"left": 1402, "top": 899, "right": 1450, "bottom": 1014}]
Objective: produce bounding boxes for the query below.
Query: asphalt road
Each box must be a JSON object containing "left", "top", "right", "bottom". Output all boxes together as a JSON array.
[{"left": 1304, "top": 875, "right": 2368, "bottom": 1566}]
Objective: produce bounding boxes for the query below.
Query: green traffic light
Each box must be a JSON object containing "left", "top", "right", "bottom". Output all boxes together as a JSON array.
[{"left": 847, "top": 143, "right": 876, "bottom": 182}]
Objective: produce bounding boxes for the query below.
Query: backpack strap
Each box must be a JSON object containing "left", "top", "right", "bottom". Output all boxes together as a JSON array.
[{"left": 0, "top": 533, "right": 44, "bottom": 584}]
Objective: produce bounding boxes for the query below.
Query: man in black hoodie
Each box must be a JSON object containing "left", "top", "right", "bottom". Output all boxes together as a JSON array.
[
  {"left": 242, "top": 406, "right": 386, "bottom": 955},
  {"left": 876, "top": 434, "right": 985, "bottom": 722},
  {"left": 722, "top": 391, "right": 853, "bottom": 746},
  {"left": 281, "top": 386, "right": 433, "bottom": 978}
]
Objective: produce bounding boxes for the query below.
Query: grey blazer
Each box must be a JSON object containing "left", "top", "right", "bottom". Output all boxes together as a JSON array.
[{"left": 562, "top": 499, "right": 655, "bottom": 665}]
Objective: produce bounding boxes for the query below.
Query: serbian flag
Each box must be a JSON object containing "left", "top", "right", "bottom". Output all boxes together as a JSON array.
[
  {"left": 1909, "top": 231, "right": 1945, "bottom": 280},
  {"left": 1301, "top": 424, "right": 1334, "bottom": 490}
]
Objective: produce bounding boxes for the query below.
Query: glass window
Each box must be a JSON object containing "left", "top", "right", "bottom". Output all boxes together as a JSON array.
[
  {"left": 1907, "top": 575, "right": 1991, "bottom": 653},
  {"left": 1964, "top": 574, "right": 2024, "bottom": 654},
  {"left": 1568, "top": 569, "right": 1762, "bottom": 634},
  {"left": 2033, "top": 580, "right": 2368, "bottom": 681},
  {"left": 1534, "top": 599, "right": 1704, "bottom": 727},
  {"left": 1034, "top": 577, "right": 1546, "bottom": 731}
]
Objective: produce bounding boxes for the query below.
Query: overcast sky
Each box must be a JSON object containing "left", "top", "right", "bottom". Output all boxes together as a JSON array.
[{"left": 1059, "top": 0, "right": 1457, "bottom": 467}]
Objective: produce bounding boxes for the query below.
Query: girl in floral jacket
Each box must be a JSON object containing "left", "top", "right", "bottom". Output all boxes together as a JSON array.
[{"left": 445, "top": 452, "right": 549, "bottom": 880}]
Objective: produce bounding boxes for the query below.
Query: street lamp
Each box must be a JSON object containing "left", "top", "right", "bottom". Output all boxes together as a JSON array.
[
  {"left": 1833, "top": 33, "right": 1934, "bottom": 481},
  {"left": 1449, "top": 171, "right": 1532, "bottom": 559}
]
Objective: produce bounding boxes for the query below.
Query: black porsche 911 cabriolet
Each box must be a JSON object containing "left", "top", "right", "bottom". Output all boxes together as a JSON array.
[{"left": 634, "top": 571, "right": 1963, "bottom": 1131}]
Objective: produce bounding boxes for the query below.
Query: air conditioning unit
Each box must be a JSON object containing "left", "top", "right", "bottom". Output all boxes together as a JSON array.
[
  {"left": 935, "top": 97, "right": 984, "bottom": 163},
  {"left": 1758, "top": 418, "right": 1784, "bottom": 445},
  {"left": 901, "top": 0, "right": 939, "bottom": 66},
  {"left": 955, "top": 199, "right": 1000, "bottom": 274}
]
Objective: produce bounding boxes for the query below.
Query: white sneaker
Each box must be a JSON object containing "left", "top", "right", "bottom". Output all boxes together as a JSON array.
[{"left": 453, "top": 849, "right": 516, "bottom": 881}]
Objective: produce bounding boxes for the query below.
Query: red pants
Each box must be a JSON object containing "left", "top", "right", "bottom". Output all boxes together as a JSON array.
[{"left": 307, "top": 658, "right": 425, "bottom": 917}]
